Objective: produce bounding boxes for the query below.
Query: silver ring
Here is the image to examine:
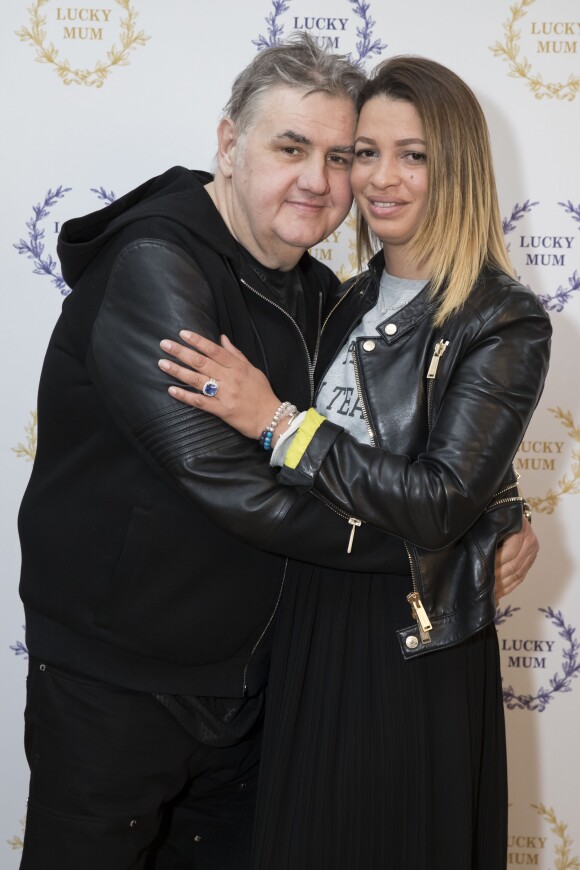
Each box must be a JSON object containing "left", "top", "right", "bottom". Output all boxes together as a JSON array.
[{"left": 201, "top": 378, "right": 219, "bottom": 397}]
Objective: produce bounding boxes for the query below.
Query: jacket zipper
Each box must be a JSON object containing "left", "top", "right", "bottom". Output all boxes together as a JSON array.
[
  {"left": 311, "top": 490, "right": 363, "bottom": 554},
  {"left": 403, "top": 339, "right": 450, "bottom": 644},
  {"left": 240, "top": 277, "right": 320, "bottom": 402},
  {"left": 351, "top": 343, "right": 377, "bottom": 446},
  {"left": 320, "top": 275, "right": 365, "bottom": 335},
  {"left": 238, "top": 278, "right": 319, "bottom": 694},
  {"left": 242, "top": 559, "right": 289, "bottom": 696},
  {"left": 315, "top": 276, "right": 369, "bottom": 395},
  {"left": 404, "top": 542, "right": 433, "bottom": 644},
  {"left": 426, "top": 339, "right": 449, "bottom": 430},
  {"left": 305, "top": 277, "right": 370, "bottom": 554},
  {"left": 486, "top": 476, "right": 522, "bottom": 511}
]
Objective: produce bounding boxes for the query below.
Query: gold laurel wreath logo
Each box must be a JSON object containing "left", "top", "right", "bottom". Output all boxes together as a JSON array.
[
  {"left": 16, "top": 0, "right": 150, "bottom": 88},
  {"left": 526, "top": 408, "right": 580, "bottom": 514},
  {"left": 12, "top": 411, "right": 38, "bottom": 463},
  {"left": 532, "top": 804, "right": 580, "bottom": 870},
  {"left": 7, "top": 817, "right": 25, "bottom": 851},
  {"left": 334, "top": 212, "right": 359, "bottom": 284},
  {"left": 490, "top": 0, "right": 580, "bottom": 101}
]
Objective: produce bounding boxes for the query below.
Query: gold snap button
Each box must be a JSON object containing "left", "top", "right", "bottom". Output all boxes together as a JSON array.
[
  {"left": 406, "top": 635, "right": 419, "bottom": 650},
  {"left": 362, "top": 340, "right": 376, "bottom": 352}
]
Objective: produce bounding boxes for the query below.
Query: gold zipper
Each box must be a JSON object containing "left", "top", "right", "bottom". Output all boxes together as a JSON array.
[
  {"left": 404, "top": 542, "right": 432, "bottom": 644},
  {"left": 407, "top": 592, "right": 433, "bottom": 642},
  {"left": 486, "top": 476, "right": 521, "bottom": 511},
  {"left": 311, "top": 491, "right": 363, "bottom": 554},
  {"left": 405, "top": 339, "right": 450, "bottom": 643},
  {"left": 351, "top": 344, "right": 377, "bottom": 446},
  {"left": 347, "top": 518, "right": 362, "bottom": 554},
  {"left": 426, "top": 339, "right": 449, "bottom": 429},
  {"left": 426, "top": 340, "right": 450, "bottom": 378}
]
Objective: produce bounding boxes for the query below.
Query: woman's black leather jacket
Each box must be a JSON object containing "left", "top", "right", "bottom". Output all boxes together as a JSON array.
[{"left": 276, "top": 254, "right": 552, "bottom": 657}]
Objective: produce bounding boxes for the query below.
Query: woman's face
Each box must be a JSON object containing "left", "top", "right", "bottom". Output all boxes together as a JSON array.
[{"left": 351, "top": 96, "right": 429, "bottom": 271}]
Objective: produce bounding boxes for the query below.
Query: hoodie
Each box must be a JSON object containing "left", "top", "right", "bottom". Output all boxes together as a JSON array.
[{"left": 18, "top": 167, "right": 337, "bottom": 696}]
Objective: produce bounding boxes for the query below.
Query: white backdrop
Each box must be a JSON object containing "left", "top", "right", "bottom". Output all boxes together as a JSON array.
[{"left": 2, "top": 1, "right": 579, "bottom": 864}]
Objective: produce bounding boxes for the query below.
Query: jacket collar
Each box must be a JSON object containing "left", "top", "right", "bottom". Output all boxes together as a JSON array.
[{"left": 367, "top": 250, "right": 438, "bottom": 344}]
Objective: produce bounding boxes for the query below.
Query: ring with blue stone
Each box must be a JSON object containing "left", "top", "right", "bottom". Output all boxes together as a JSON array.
[{"left": 201, "top": 377, "right": 219, "bottom": 397}]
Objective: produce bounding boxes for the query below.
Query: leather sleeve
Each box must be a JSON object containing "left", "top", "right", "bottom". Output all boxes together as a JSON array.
[
  {"left": 278, "top": 288, "right": 552, "bottom": 550},
  {"left": 87, "top": 240, "right": 401, "bottom": 571}
]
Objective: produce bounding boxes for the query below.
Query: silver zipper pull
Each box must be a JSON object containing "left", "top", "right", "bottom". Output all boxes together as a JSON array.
[
  {"left": 347, "top": 518, "right": 362, "bottom": 553},
  {"left": 426, "top": 340, "right": 449, "bottom": 379},
  {"left": 407, "top": 592, "right": 433, "bottom": 643}
]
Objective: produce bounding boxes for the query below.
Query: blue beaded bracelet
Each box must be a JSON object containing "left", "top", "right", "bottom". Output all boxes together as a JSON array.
[{"left": 258, "top": 401, "right": 296, "bottom": 451}]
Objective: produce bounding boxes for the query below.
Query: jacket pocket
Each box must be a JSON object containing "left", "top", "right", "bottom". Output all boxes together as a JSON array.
[{"left": 93, "top": 505, "right": 152, "bottom": 631}]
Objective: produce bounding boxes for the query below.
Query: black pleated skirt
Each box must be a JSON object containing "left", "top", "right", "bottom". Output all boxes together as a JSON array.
[{"left": 253, "top": 563, "right": 507, "bottom": 870}]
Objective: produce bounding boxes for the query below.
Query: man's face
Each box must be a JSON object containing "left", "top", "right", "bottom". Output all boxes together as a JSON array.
[{"left": 220, "top": 86, "right": 356, "bottom": 270}]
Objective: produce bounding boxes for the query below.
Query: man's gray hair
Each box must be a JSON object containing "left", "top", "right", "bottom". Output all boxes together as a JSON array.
[{"left": 223, "top": 32, "right": 366, "bottom": 136}]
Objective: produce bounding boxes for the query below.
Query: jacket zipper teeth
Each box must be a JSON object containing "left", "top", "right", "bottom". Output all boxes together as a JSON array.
[
  {"left": 314, "top": 278, "right": 367, "bottom": 402},
  {"left": 242, "top": 559, "right": 289, "bottom": 696},
  {"left": 351, "top": 344, "right": 377, "bottom": 446},
  {"left": 311, "top": 491, "right": 363, "bottom": 553},
  {"left": 312, "top": 291, "right": 323, "bottom": 376},
  {"left": 404, "top": 544, "right": 432, "bottom": 643},
  {"left": 492, "top": 480, "right": 520, "bottom": 499},
  {"left": 320, "top": 276, "right": 363, "bottom": 334},
  {"left": 426, "top": 339, "right": 449, "bottom": 429},
  {"left": 240, "top": 277, "right": 317, "bottom": 400},
  {"left": 486, "top": 495, "right": 524, "bottom": 510}
]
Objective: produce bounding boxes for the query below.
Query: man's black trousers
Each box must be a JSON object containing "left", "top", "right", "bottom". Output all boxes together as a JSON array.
[{"left": 20, "top": 658, "right": 261, "bottom": 869}]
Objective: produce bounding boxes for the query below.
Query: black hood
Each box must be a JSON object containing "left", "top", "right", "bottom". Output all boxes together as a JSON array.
[{"left": 57, "top": 166, "right": 239, "bottom": 288}]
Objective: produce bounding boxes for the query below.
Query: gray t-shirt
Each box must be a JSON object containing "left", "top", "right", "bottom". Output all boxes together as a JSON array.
[{"left": 315, "top": 271, "right": 427, "bottom": 444}]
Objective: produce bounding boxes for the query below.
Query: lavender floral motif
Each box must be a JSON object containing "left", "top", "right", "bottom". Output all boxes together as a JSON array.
[
  {"left": 14, "top": 187, "right": 72, "bottom": 295},
  {"left": 494, "top": 604, "right": 520, "bottom": 626},
  {"left": 502, "top": 199, "right": 539, "bottom": 235},
  {"left": 91, "top": 187, "right": 117, "bottom": 206},
  {"left": 559, "top": 200, "right": 580, "bottom": 225},
  {"left": 253, "top": 0, "right": 290, "bottom": 48},
  {"left": 346, "top": 0, "right": 387, "bottom": 66},
  {"left": 501, "top": 608, "right": 580, "bottom": 712},
  {"left": 537, "top": 271, "right": 580, "bottom": 313},
  {"left": 503, "top": 200, "right": 580, "bottom": 312},
  {"left": 253, "top": 0, "right": 387, "bottom": 66},
  {"left": 14, "top": 187, "right": 117, "bottom": 296},
  {"left": 10, "top": 628, "right": 28, "bottom": 660}
]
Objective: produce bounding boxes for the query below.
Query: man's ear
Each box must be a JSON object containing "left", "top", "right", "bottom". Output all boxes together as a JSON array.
[{"left": 216, "top": 118, "right": 239, "bottom": 178}]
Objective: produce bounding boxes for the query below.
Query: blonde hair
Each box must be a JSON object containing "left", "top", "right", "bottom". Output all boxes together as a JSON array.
[{"left": 356, "top": 56, "right": 513, "bottom": 325}]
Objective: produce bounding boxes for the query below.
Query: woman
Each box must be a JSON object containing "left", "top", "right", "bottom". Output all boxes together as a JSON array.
[{"left": 159, "top": 57, "right": 550, "bottom": 869}]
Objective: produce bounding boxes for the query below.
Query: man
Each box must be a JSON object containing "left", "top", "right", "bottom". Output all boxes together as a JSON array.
[{"left": 18, "top": 35, "right": 536, "bottom": 870}]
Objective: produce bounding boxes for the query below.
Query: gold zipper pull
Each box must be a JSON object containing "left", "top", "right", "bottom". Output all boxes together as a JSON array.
[
  {"left": 347, "top": 518, "right": 362, "bottom": 553},
  {"left": 407, "top": 592, "right": 433, "bottom": 643},
  {"left": 426, "top": 340, "right": 450, "bottom": 379}
]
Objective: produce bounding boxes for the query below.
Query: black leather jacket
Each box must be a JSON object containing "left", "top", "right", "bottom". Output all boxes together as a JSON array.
[
  {"left": 276, "top": 253, "right": 552, "bottom": 657},
  {"left": 20, "top": 168, "right": 428, "bottom": 693},
  {"left": 134, "top": 248, "right": 551, "bottom": 661}
]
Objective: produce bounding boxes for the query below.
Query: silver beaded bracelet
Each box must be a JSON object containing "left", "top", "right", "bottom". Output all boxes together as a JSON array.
[{"left": 259, "top": 401, "right": 297, "bottom": 450}]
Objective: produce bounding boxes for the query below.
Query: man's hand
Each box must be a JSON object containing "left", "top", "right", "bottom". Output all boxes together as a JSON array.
[{"left": 495, "top": 517, "right": 538, "bottom": 600}]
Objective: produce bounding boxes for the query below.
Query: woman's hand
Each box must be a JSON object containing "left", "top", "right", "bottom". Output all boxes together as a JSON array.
[
  {"left": 158, "top": 331, "right": 282, "bottom": 440},
  {"left": 494, "top": 517, "right": 539, "bottom": 601}
]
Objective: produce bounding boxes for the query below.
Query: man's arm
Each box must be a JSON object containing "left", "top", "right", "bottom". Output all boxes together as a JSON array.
[
  {"left": 84, "top": 239, "right": 405, "bottom": 572},
  {"left": 87, "top": 240, "right": 539, "bottom": 584}
]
